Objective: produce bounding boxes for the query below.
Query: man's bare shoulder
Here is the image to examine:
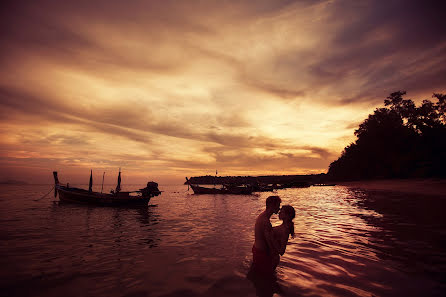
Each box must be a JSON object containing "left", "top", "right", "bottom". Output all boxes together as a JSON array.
[
  {"left": 255, "top": 211, "right": 270, "bottom": 225},
  {"left": 256, "top": 213, "right": 273, "bottom": 234}
]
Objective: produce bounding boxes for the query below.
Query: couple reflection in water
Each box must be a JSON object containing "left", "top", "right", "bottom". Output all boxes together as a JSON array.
[{"left": 248, "top": 196, "right": 295, "bottom": 296}]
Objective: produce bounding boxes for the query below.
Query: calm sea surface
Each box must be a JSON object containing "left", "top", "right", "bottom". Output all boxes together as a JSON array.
[{"left": 0, "top": 184, "right": 445, "bottom": 297}]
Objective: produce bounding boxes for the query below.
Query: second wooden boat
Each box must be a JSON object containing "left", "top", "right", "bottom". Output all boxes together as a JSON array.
[{"left": 185, "top": 177, "right": 253, "bottom": 195}]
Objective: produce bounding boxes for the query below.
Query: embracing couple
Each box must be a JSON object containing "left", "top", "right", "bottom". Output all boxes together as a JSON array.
[{"left": 251, "top": 195, "right": 295, "bottom": 277}]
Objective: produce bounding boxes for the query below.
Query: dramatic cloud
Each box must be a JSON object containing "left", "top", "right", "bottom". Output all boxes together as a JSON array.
[{"left": 0, "top": 0, "right": 445, "bottom": 183}]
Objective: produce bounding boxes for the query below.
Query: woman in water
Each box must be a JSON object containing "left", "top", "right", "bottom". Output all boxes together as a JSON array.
[{"left": 272, "top": 204, "right": 295, "bottom": 270}]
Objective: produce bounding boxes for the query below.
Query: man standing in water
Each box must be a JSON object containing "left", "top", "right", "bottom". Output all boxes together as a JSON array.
[{"left": 251, "top": 195, "right": 281, "bottom": 276}]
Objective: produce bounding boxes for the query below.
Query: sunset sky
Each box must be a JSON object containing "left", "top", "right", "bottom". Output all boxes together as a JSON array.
[{"left": 1, "top": 0, "right": 445, "bottom": 184}]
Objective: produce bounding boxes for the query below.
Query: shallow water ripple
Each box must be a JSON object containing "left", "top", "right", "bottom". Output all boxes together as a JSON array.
[{"left": 0, "top": 184, "right": 444, "bottom": 297}]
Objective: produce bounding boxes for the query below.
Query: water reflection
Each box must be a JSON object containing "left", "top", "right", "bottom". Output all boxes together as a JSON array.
[
  {"left": 1, "top": 185, "right": 445, "bottom": 297},
  {"left": 355, "top": 190, "right": 446, "bottom": 295},
  {"left": 52, "top": 201, "right": 162, "bottom": 249},
  {"left": 251, "top": 187, "right": 446, "bottom": 297},
  {"left": 246, "top": 266, "right": 281, "bottom": 297}
]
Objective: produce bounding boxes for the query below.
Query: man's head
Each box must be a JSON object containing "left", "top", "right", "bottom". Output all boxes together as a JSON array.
[{"left": 266, "top": 195, "right": 281, "bottom": 214}]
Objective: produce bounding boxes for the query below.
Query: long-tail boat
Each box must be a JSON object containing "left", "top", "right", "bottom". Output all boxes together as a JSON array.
[
  {"left": 53, "top": 171, "right": 161, "bottom": 206},
  {"left": 185, "top": 177, "right": 253, "bottom": 195}
]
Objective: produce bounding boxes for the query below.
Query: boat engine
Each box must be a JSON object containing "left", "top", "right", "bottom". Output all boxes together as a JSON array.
[{"left": 140, "top": 181, "right": 161, "bottom": 197}]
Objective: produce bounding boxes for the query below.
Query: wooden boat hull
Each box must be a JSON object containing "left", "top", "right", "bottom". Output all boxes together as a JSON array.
[
  {"left": 223, "top": 185, "right": 253, "bottom": 195},
  {"left": 185, "top": 177, "right": 253, "bottom": 195},
  {"left": 282, "top": 182, "right": 311, "bottom": 188},
  {"left": 52, "top": 171, "right": 161, "bottom": 207},
  {"left": 189, "top": 185, "right": 225, "bottom": 194},
  {"left": 313, "top": 183, "right": 336, "bottom": 187},
  {"left": 189, "top": 184, "right": 253, "bottom": 195},
  {"left": 251, "top": 185, "right": 275, "bottom": 192},
  {"left": 57, "top": 186, "right": 152, "bottom": 206}
]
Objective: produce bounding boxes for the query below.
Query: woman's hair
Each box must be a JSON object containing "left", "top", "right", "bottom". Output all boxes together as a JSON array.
[{"left": 281, "top": 205, "right": 295, "bottom": 238}]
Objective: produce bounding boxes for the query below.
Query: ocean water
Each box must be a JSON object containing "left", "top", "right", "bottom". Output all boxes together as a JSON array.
[{"left": 0, "top": 184, "right": 445, "bottom": 297}]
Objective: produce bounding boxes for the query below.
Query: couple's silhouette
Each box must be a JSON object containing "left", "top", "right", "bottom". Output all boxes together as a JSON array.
[{"left": 248, "top": 196, "right": 295, "bottom": 296}]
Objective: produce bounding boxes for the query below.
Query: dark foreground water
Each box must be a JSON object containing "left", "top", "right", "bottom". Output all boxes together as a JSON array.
[{"left": 0, "top": 184, "right": 445, "bottom": 297}]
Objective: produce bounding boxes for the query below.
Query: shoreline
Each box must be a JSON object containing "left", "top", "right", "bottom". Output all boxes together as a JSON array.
[{"left": 337, "top": 178, "right": 446, "bottom": 197}]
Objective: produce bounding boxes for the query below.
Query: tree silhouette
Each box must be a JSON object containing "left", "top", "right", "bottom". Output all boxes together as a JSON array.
[{"left": 328, "top": 91, "right": 446, "bottom": 180}]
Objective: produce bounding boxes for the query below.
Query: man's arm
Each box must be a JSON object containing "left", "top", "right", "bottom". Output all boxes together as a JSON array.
[{"left": 263, "top": 222, "right": 280, "bottom": 255}]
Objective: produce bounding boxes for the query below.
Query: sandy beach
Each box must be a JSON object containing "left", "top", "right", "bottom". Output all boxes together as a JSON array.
[{"left": 338, "top": 178, "right": 446, "bottom": 197}]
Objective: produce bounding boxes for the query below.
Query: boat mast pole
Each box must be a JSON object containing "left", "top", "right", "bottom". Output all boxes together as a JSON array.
[
  {"left": 214, "top": 169, "right": 217, "bottom": 188},
  {"left": 88, "top": 170, "right": 93, "bottom": 193},
  {"left": 116, "top": 168, "right": 121, "bottom": 193},
  {"left": 101, "top": 172, "right": 105, "bottom": 193}
]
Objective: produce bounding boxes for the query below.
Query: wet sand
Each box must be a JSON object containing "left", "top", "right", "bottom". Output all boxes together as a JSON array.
[{"left": 338, "top": 178, "right": 446, "bottom": 197}]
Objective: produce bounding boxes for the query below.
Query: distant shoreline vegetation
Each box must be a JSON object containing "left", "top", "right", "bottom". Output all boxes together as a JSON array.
[
  {"left": 328, "top": 91, "right": 446, "bottom": 181},
  {"left": 185, "top": 174, "right": 326, "bottom": 185}
]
